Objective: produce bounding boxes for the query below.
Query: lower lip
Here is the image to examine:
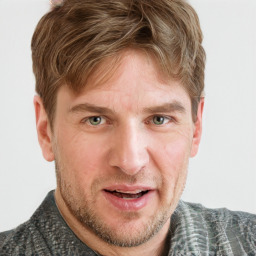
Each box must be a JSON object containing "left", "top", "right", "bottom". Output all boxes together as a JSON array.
[{"left": 102, "top": 190, "right": 154, "bottom": 211}]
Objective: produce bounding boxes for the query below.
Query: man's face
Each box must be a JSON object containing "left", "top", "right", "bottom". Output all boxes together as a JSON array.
[{"left": 39, "top": 49, "right": 202, "bottom": 247}]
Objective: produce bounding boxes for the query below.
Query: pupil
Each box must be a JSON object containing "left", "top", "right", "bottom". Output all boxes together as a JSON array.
[
  {"left": 90, "top": 116, "right": 101, "bottom": 125},
  {"left": 154, "top": 116, "right": 164, "bottom": 125}
]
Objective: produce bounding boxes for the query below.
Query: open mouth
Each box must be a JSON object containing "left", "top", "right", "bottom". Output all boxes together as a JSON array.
[{"left": 104, "top": 190, "right": 149, "bottom": 199}]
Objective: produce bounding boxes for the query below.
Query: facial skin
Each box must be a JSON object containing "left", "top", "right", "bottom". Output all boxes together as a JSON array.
[{"left": 34, "top": 49, "right": 203, "bottom": 256}]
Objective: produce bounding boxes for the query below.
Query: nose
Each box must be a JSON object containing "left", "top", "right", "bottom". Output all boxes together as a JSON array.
[{"left": 108, "top": 122, "right": 149, "bottom": 176}]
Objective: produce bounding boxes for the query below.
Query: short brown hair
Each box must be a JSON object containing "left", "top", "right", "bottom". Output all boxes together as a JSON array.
[{"left": 31, "top": 0, "right": 206, "bottom": 126}]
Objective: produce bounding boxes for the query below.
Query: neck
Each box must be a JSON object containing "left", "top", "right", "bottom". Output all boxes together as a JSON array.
[{"left": 55, "top": 189, "right": 171, "bottom": 256}]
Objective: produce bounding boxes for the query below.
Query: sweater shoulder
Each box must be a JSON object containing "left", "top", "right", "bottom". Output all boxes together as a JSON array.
[
  {"left": 182, "top": 201, "right": 256, "bottom": 226},
  {"left": 176, "top": 201, "right": 256, "bottom": 254},
  {"left": 0, "top": 220, "right": 43, "bottom": 255}
]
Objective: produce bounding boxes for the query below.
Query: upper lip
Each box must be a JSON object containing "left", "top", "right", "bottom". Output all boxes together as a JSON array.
[{"left": 103, "top": 185, "right": 154, "bottom": 194}]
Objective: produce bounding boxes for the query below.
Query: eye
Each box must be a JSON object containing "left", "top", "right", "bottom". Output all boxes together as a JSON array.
[
  {"left": 152, "top": 115, "right": 171, "bottom": 125},
  {"left": 87, "top": 116, "right": 105, "bottom": 126}
]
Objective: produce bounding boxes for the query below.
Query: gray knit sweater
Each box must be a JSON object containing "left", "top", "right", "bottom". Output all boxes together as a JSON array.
[{"left": 1, "top": 191, "right": 256, "bottom": 255}]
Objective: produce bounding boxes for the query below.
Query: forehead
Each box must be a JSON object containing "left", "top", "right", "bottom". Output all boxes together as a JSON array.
[
  {"left": 85, "top": 49, "right": 170, "bottom": 90},
  {"left": 58, "top": 49, "right": 191, "bottom": 113}
]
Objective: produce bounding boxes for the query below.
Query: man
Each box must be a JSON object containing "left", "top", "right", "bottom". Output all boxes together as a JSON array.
[{"left": 0, "top": 0, "right": 255, "bottom": 255}]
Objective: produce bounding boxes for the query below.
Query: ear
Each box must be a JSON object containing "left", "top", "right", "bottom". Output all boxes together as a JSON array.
[
  {"left": 190, "top": 98, "right": 204, "bottom": 157},
  {"left": 33, "top": 95, "right": 55, "bottom": 162}
]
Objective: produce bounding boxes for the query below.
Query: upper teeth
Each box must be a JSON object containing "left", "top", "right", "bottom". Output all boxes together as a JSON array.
[{"left": 115, "top": 190, "right": 143, "bottom": 194}]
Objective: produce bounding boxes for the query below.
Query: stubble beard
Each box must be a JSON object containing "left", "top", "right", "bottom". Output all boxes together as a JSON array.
[{"left": 55, "top": 160, "right": 172, "bottom": 247}]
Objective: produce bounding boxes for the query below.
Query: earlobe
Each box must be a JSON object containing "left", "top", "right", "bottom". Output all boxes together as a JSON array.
[
  {"left": 190, "top": 98, "right": 204, "bottom": 157},
  {"left": 33, "top": 95, "right": 55, "bottom": 162}
]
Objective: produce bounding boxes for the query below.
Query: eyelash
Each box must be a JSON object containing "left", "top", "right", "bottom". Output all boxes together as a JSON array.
[
  {"left": 146, "top": 115, "right": 175, "bottom": 126},
  {"left": 81, "top": 116, "right": 107, "bottom": 126},
  {"left": 81, "top": 115, "right": 176, "bottom": 127}
]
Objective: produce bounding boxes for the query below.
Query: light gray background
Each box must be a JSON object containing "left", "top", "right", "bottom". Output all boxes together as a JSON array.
[{"left": 0, "top": 0, "right": 255, "bottom": 232}]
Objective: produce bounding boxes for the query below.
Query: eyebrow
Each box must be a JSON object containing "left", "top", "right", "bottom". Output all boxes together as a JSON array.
[
  {"left": 69, "top": 103, "right": 115, "bottom": 115},
  {"left": 69, "top": 101, "right": 186, "bottom": 115},
  {"left": 143, "top": 102, "right": 186, "bottom": 114}
]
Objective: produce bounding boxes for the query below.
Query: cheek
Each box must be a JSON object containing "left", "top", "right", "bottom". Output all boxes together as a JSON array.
[
  {"left": 150, "top": 133, "right": 192, "bottom": 195},
  {"left": 154, "top": 134, "right": 192, "bottom": 173},
  {"left": 55, "top": 128, "right": 109, "bottom": 181}
]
